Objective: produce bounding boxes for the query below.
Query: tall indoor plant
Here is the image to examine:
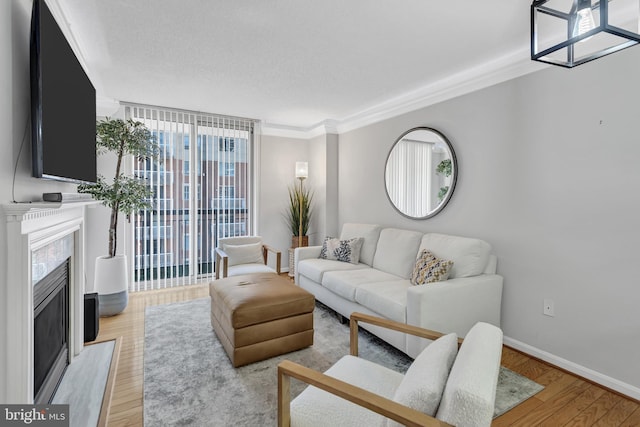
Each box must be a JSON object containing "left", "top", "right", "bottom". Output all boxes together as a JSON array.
[
  {"left": 436, "top": 158, "right": 452, "bottom": 201},
  {"left": 79, "top": 118, "right": 158, "bottom": 315},
  {"left": 286, "top": 183, "right": 313, "bottom": 248}
]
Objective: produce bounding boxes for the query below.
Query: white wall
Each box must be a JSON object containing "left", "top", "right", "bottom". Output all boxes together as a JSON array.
[
  {"left": 258, "top": 134, "right": 308, "bottom": 271},
  {"left": 308, "top": 133, "right": 327, "bottom": 246},
  {"left": 0, "top": 0, "right": 12, "bottom": 400},
  {"left": 0, "top": 0, "right": 81, "bottom": 402},
  {"left": 308, "top": 133, "right": 340, "bottom": 245},
  {"left": 337, "top": 47, "right": 640, "bottom": 394}
]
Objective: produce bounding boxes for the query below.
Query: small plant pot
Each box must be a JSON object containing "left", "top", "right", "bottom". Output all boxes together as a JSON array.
[
  {"left": 94, "top": 255, "right": 129, "bottom": 316},
  {"left": 291, "top": 235, "right": 309, "bottom": 248}
]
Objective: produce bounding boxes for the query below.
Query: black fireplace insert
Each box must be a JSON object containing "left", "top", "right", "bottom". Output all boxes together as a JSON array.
[{"left": 33, "top": 258, "right": 70, "bottom": 404}]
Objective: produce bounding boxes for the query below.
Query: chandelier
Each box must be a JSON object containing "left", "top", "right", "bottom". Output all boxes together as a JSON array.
[{"left": 531, "top": 0, "right": 640, "bottom": 67}]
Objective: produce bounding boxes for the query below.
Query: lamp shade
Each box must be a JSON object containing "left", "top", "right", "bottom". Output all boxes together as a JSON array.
[
  {"left": 295, "top": 161, "right": 308, "bottom": 179},
  {"left": 531, "top": 0, "right": 640, "bottom": 67}
]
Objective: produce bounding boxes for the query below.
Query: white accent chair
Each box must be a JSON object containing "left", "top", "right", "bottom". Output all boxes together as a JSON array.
[
  {"left": 278, "top": 313, "right": 503, "bottom": 427},
  {"left": 215, "top": 236, "right": 281, "bottom": 279}
]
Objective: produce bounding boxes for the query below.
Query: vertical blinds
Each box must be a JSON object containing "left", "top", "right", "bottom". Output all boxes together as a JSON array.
[
  {"left": 385, "top": 139, "right": 433, "bottom": 218},
  {"left": 125, "top": 104, "right": 256, "bottom": 291}
]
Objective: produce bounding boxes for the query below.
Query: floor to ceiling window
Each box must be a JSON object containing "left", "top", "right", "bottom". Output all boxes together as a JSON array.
[{"left": 125, "top": 105, "right": 256, "bottom": 291}]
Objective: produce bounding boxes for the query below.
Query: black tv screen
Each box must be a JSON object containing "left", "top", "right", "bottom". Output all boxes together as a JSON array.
[{"left": 30, "top": 0, "right": 97, "bottom": 184}]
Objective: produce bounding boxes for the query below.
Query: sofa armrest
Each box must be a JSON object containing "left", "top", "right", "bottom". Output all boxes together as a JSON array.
[
  {"left": 405, "top": 274, "right": 503, "bottom": 357},
  {"left": 294, "top": 245, "right": 322, "bottom": 283},
  {"left": 349, "top": 312, "right": 456, "bottom": 357}
]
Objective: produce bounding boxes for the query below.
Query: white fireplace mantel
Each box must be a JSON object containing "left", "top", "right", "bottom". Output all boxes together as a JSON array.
[{"left": 1, "top": 201, "right": 97, "bottom": 403}]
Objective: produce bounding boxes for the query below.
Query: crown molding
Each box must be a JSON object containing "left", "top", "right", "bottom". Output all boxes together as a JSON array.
[
  {"left": 262, "top": 48, "right": 548, "bottom": 139},
  {"left": 336, "top": 49, "right": 547, "bottom": 134},
  {"left": 96, "top": 96, "right": 121, "bottom": 117},
  {"left": 261, "top": 119, "right": 339, "bottom": 139}
]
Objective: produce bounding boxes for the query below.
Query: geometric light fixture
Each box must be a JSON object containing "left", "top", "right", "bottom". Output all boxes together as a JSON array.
[{"left": 531, "top": 0, "right": 640, "bottom": 67}]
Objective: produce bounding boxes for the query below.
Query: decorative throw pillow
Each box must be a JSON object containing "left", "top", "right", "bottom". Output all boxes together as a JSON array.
[
  {"left": 386, "top": 333, "right": 458, "bottom": 426},
  {"left": 222, "top": 242, "right": 264, "bottom": 267},
  {"left": 319, "top": 236, "right": 335, "bottom": 260},
  {"left": 410, "top": 249, "right": 453, "bottom": 285},
  {"left": 319, "top": 237, "right": 364, "bottom": 264}
]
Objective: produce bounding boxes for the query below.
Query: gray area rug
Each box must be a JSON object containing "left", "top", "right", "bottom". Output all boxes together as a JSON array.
[{"left": 144, "top": 298, "right": 542, "bottom": 426}]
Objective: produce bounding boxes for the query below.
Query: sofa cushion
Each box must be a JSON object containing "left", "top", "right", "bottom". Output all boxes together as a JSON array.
[
  {"left": 322, "top": 269, "right": 399, "bottom": 302},
  {"left": 410, "top": 250, "right": 454, "bottom": 285},
  {"left": 291, "top": 355, "right": 403, "bottom": 427},
  {"left": 436, "top": 322, "right": 503, "bottom": 427},
  {"left": 419, "top": 233, "right": 491, "bottom": 279},
  {"left": 320, "top": 237, "right": 364, "bottom": 264},
  {"left": 298, "top": 258, "right": 367, "bottom": 284},
  {"left": 355, "top": 280, "right": 410, "bottom": 323},
  {"left": 387, "top": 332, "right": 458, "bottom": 427},
  {"left": 222, "top": 242, "right": 264, "bottom": 267},
  {"left": 339, "top": 223, "right": 382, "bottom": 267},
  {"left": 372, "top": 228, "right": 424, "bottom": 278}
]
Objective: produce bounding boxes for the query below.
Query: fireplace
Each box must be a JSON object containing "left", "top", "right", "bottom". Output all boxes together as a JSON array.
[
  {"left": 33, "top": 259, "right": 70, "bottom": 404},
  {"left": 1, "top": 202, "right": 94, "bottom": 403}
]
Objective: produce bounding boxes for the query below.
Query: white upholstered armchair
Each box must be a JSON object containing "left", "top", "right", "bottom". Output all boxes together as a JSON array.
[
  {"left": 277, "top": 313, "right": 503, "bottom": 427},
  {"left": 215, "top": 236, "right": 281, "bottom": 279}
]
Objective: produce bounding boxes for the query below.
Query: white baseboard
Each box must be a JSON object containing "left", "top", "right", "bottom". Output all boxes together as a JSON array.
[{"left": 504, "top": 336, "right": 640, "bottom": 401}]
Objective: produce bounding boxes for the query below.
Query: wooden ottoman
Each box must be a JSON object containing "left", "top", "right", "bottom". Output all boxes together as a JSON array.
[{"left": 209, "top": 272, "right": 315, "bottom": 367}]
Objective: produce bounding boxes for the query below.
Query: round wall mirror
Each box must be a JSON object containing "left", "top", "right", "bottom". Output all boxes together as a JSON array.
[{"left": 384, "top": 127, "right": 457, "bottom": 219}]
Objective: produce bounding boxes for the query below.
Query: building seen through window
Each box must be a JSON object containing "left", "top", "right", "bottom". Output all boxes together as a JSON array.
[{"left": 127, "top": 106, "right": 254, "bottom": 290}]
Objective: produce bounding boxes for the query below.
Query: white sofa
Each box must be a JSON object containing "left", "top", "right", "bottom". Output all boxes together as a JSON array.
[{"left": 295, "top": 223, "right": 503, "bottom": 358}]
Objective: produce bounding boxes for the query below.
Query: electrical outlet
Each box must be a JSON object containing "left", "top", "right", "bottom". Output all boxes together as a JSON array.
[{"left": 543, "top": 299, "right": 555, "bottom": 317}]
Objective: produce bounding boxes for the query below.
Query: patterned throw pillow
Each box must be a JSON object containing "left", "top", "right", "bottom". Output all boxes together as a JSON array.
[
  {"left": 319, "top": 236, "right": 334, "bottom": 259},
  {"left": 410, "top": 249, "right": 454, "bottom": 285},
  {"left": 319, "top": 237, "right": 364, "bottom": 264}
]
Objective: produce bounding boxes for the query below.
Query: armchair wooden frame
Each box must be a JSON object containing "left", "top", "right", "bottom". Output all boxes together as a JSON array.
[
  {"left": 277, "top": 312, "right": 458, "bottom": 427},
  {"left": 215, "top": 244, "right": 282, "bottom": 279}
]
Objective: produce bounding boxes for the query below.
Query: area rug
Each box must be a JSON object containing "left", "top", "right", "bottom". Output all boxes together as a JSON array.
[{"left": 144, "top": 298, "right": 542, "bottom": 426}]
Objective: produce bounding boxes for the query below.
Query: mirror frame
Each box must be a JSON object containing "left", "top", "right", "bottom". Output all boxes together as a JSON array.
[{"left": 384, "top": 126, "right": 458, "bottom": 220}]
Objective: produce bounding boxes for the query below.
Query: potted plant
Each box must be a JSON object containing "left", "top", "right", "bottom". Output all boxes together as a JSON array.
[
  {"left": 436, "top": 158, "right": 452, "bottom": 201},
  {"left": 78, "top": 118, "right": 158, "bottom": 316},
  {"left": 286, "top": 183, "right": 313, "bottom": 248}
]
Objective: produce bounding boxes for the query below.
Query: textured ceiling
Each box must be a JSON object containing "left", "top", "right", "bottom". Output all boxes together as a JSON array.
[{"left": 54, "top": 0, "right": 538, "bottom": 132}]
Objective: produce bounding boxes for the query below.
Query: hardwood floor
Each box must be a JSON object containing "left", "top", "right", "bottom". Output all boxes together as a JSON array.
[
  {"left": 97, "top": 282, "right": 640, "bottom": 426},
  {"left": 95, "top": 283, "right": 210, "bottom": 426}
]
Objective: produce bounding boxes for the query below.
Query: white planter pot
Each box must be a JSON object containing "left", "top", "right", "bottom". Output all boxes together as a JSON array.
[{"left": 94, "top": 255, "right": 129, "bottom": 316}]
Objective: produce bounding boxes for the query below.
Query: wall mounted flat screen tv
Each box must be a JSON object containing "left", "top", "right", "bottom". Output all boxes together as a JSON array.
[{"left": 30, "top": 0, "right": 97, "bottom": 184}]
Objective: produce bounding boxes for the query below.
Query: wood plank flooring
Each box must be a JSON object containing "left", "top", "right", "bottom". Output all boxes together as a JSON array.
[{"left": 97, "top": 281, "right": 639, "bottom": 426}]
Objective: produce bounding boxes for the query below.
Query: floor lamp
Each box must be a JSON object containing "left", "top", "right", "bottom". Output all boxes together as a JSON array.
[{"left": 295, "top": 162, "right": 308, "bottom": 248}]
